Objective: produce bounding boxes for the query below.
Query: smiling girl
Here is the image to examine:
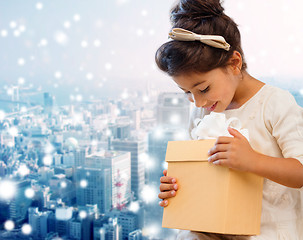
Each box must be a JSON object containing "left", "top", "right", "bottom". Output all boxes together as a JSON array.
[{"left": 156, "top": 0, "right": 303, "bottom": 239}]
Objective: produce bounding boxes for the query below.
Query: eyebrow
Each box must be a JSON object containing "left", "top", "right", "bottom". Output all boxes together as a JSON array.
[{"left": 179, "top": 81, "right": 205, "bottom": 91}]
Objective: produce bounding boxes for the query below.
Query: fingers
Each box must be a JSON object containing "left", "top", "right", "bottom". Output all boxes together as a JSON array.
[
  {"left": 158, "top": 182, "right": 178, "bottom": 200},
  {"left": 160, "top": 183, "right": 178, "bottom": 192},
  {"left": 160, "top": 176, "right": 176, "bottom": 184},
  {"left": 208, "top": 152, "right": 228, "bottom": 163},
  {"left": 159, "top": 171, "right": 178, "bottom": 208},
  {"left": 158, "top": 189, "right": 177, "bottom": 200},
  {"left": 212, "top": 159, "right": 229, "bottom": 166},
  {"left": 208, "top": 143, "right": 229, "bottom": 156},
  {"left": 159, "top": 199, "right": 168, "bottom": 207},
  {"left": 228, "top": 127, "right": 245, "bottom": 139},
  {"left": 215, "top": 136, "right": 232, "bottom": 144}
]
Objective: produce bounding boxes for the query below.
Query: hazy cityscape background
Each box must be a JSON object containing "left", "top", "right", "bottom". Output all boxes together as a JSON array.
[{"left": 0, "top": 0, "right": 303, "bottom": 239}]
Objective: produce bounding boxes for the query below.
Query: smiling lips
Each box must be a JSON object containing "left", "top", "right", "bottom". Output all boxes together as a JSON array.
[{"left": 205, "top": 102, "right": 218, "bottom": 111}]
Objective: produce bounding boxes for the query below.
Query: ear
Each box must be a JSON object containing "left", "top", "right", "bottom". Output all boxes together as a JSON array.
[{"left": 228, "top": 51, "right": 243, "bottom": 74}]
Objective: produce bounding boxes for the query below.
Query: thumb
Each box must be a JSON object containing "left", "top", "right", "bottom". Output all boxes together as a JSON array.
[{"left": 228, "top": 127, "right": 244, "bottom": 139}]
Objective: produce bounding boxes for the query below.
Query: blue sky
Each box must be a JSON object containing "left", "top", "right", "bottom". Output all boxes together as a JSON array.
[{"left": 0, "top": 0, "right": 302, "bottom": 104}]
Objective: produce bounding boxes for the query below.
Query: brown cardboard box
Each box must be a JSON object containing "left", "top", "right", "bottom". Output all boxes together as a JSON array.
[{"left": 162, "top": 139, "right": 263, "bottom": 235}]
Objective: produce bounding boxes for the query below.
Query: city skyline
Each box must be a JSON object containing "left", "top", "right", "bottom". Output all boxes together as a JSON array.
[{"left": 1, "top": 0, "right": 303, "bottom": 239}]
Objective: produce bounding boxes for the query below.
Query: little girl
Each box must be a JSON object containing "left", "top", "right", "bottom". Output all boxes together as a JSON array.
[{"left": 156, "top": 0, "right": 303, "bottom": 239}]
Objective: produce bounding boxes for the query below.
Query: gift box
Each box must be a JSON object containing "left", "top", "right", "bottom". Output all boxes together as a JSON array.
[{"left": 162, "top": 139, "right": 263, "bottom": 235}]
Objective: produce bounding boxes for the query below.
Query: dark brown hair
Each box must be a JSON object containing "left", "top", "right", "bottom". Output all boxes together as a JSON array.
[{"left": 155, "top": 0, "right": 247, "bottom": 76}]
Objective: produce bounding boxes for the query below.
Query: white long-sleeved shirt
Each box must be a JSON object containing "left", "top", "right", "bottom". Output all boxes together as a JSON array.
[{"left": 180, "top": 84, "right": 303, "bottom": 240}]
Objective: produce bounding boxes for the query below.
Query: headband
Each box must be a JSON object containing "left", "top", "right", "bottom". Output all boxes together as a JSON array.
[{"left": 168, "top": 28, "right": 230, "bottom": 51}]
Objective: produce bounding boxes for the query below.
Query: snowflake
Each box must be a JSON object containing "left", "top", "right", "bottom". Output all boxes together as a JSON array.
[
  {"left": 19, "top": 25, "right": 26, "bottom": 32},
  {"left": 94, "top": 39, "right": 101, "bottom": 47},
  {"left": 54, "top": 71, "right": 62, "bottom": 79},
  {"left": 25, "top": 188, "right": 35, "bottom": 198},
  {"left": 79, "top": 210, "right": 87, "bottom": 219},
  {"left": 13, "top": 30, "right": 20, "bottom": 37},
  {"left": 18, "top": 164, "right": 30, "bottom": 177},
  {"left": 9, "top": 21, "right": 17, "bottom": 29},
  {"left": 76, "top": 95, "right": 82, "bottom": 102},
  {"left": 36, "top": 2, "right": 43, "bottom": 10},
  {"left": 86, "top": 73, "right": 93, "bottom": 80},
  {"left": 121, "top": 91, "right": 129, "bottom": 99},
  {"left": 128, "top": 201, "right": 140, "bottom": 213},
  {"left": 39, "top": 39, "right": 48, "bottom": 47},
  {"left": 170, "top": 114, "right": 181, "bottom": 125},
  {"left": 81, "top": 41, "right": 88, "bottom": 48},
  {"left": 1, "top": 30, "right": 8, "bottom": 37},
  {"left": 43, "top": 155, "right": 53, "bottom": 166},
  {"left": 17, "top": 58, "right": 25, "bottom": 66},
  {"left": 63, "top": 21, "right": 71, "bottom": 29},
  {"left": 54, "top": 31, "right": 68, "bottom": 45},
  {"left": 140, "top": 185, "right": 157, "bottom": 204},
  {"left": 105, "top": 63, "right": 112, "bottom": 71},
  {"left": 80, "top": 179, "right": 88, "bottom": 188},
  {"left": 141, "top": 10, "right": 148, "bottom": 16},
  {"left": 21, "top": 224, "right": 32, "bottom": 235},
  {"left": 73, "top": 14, "right": 81, "bottom": 22},
  {"left": 142, "top": 224, "right": 160, "bottom": 237},
  {"left": 4, "top": 220, "right": 15, "bottom": 231},
  {"left": 0, "top": 180, "right": 16, "bottom": 200},
  {"left": 18, "top": 77, "right": 25, "bottom": 85},
  {"left": 60, "top": 181, "right": 67, "bottom": 188},
  {"left": 8, "top": 127, "right": 18, "bottom": 137}
]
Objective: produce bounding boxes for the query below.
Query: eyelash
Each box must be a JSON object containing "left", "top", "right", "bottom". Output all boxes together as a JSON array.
[
  {"left": 185, "top": 86, "right": 210, "bottom": 95},
  {"left": 200, "top": 86, "right": 210, "bottom": 93}
]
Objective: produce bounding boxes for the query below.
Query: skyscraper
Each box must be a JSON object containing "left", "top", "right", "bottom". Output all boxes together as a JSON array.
[
  {"left": 85, "top": 151, "right": 131, "bottom": 209},
  {"left": 44, "top": 92, "right": 54, "bottom": 115},
  {"left": 74, "top": 147, "right": 86, "bottom": 167},
  {"left": 28, "top": 207, "right": 50, "bottom": 238},
  {"left": 111, "top": 139, "right": 145, "bottom": 200},
  {"left": 109, "top": 210, "right": 140, "bottom": 240},
  {"left": 9, "top": 180, "right": 32, "bottom": 225},
  {"left": 76, "top": 167, "right": 111, "bottom": 214}
]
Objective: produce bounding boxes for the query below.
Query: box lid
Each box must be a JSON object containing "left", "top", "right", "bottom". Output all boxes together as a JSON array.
[{"left": 165, "top": 139, "right": 216, "bottom": 162}]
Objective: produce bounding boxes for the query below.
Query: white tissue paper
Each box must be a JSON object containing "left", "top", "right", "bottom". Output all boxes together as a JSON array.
[{"left": 191, "top": 112, "right": 249, "bottom": 140}]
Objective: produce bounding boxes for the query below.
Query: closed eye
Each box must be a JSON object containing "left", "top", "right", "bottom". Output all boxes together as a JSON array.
[{"left": 200, "top": 86, "right": 209, "bottom": 93}]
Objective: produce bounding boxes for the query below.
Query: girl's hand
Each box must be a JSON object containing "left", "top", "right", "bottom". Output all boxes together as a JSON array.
[
  {"left": 207, "top": 127, "right": 259, "bottom": 172},
  {"left": 158, "top": 169, "right": 178, "bottom": 207}
]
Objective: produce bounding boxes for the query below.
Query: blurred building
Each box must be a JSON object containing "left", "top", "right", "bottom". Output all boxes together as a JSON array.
[
  {"left": 74, "top": 147, "right": 86, "bottom": 167},
  {"left": 110, "top": 211, "right": 140, "bottom": 240},
  {"left": 85, "top": 151, "right": 131, "bottom": 210},
  {"left": 44, "top": 92, "right": 54, "bottom": 115},
  {"left": 76, "top": 167, "right": 111, "bottom": 214},
  {"left": 156, "top": 92, "right": 190, "bottom": 129},
  {"left": 8, "top": 180, "right": 33, "bottom": 225},
  {"left": 28, "top": 207, "right": 50, "bottom": 238},
  {"left": 129, "top": 229, "right": 142, "bottom": 240},
  {"left": 111, "top": 139, "right": 145, "bottom": 200},
  {"left": 100, "top": 217, "right": 122, "bottom": 240}
]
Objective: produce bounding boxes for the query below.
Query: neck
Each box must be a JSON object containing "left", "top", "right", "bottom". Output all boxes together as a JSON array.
[{"left": 227, "top": 71, "right": 265, "bottom": 110}]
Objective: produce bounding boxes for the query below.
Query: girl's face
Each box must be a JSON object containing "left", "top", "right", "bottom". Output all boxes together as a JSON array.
[{"left": 173, "top": 67, "right": 241, "bottom": 112}]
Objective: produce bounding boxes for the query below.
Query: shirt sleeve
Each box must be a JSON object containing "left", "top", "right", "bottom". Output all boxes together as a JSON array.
[{"left": 264, "top": 88, "right": 303, "bottom": 164}]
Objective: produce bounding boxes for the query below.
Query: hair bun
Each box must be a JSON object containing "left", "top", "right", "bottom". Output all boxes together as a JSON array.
[{"left": 171, "top": 0, "right": 224, "bottom": 23}]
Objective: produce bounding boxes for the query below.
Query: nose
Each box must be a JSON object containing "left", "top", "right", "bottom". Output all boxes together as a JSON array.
[{"left": 192, "top": 93, "right": 207, "bottom": 108}]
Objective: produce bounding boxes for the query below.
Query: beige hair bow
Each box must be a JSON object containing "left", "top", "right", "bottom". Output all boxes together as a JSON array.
[{"left": 169, "top": 28, "right": 230, "bottom": 51}]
